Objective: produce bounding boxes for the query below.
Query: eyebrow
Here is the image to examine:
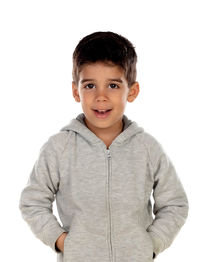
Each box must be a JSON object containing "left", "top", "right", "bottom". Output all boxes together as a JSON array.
[{"left": 80, "top": 78, "right": 123, "bottom": 84}]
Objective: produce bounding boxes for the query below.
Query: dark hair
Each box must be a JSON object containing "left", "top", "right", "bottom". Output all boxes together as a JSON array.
[{"left": 72, "top": 31, "right": 137, "bottom": 88}]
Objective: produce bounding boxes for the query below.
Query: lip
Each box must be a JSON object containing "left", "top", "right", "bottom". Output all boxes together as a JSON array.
[
  {"left": 93, "top": 108, "right": 112, "bottom": 111},
  {"left": 93, "top": 109, "right": 112, "bottom": 119}
]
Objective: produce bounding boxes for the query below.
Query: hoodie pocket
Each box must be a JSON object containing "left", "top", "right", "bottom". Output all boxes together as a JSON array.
[
  {"left": 114, "top": 224, "right": 154, "bottom": 262},
  {"left": 63, "top": 230, "right": 71, "bottom": 258},
  {"left": 62, "top": 220, "right": 110, "bottom": 262}
]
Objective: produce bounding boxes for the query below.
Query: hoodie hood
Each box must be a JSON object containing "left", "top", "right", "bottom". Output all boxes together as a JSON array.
[{"left": 60, "top": 113, "right": 144, "bottom": 147}]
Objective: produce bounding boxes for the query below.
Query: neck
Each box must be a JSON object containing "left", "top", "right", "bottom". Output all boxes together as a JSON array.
[{"left": 84, "top": 117, "right": 124, "bottom": 148}]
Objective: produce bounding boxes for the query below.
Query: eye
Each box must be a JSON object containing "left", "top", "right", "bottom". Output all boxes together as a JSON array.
[
  {"left": 109, "top": 83, "right": 119, "bottom": 89},
  {"left": 84, "top": 83, "right": 95, "bottom": 89}
]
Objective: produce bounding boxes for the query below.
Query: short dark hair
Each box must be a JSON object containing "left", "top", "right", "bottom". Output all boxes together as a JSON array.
[{"left": 72, "top": 31, "right": 137, "bottom": 87}]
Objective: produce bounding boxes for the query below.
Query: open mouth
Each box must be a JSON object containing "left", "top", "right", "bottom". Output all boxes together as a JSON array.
[
  {"left": 93, "top": 109, "right": 112, "bottom": 118},
  {"left": 94, "top": 109, "right": 112, "bottom": 113}
]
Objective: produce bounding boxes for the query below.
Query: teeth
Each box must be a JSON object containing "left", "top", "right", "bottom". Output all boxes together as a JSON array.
[{"left": 95, "top": 109, "right": 110, "bottom": 112}]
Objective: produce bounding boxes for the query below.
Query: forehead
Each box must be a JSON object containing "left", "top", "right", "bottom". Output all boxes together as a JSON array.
[{"left": 79, "top": 61, "right": 125, "bottom": 79}]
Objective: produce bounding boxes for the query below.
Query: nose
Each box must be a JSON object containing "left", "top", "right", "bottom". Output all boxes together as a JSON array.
[
  {"left": 96, "top": 96, "right": 107, "bottom": 102},
  {"left": 95, "top": 88, "right": 108, "bottom": 102}
]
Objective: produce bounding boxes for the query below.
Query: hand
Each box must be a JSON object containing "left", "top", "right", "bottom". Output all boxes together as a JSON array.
[{"left": 55, "top": 232, "right": 68, "bottom": 253}]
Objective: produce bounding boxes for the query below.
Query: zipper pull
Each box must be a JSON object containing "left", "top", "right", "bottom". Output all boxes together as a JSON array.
[{"left": 106, "top": 149, "right": 111, "bottom": 158}]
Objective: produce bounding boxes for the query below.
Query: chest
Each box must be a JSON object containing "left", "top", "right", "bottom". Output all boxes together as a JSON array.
[{"left": 59, "top": 140, "right": 153, "bottom": 208}]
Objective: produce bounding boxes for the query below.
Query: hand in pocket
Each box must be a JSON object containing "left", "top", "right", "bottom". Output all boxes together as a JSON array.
[{"left": 55, "top": 232, "right": 68, "bottom": 253}]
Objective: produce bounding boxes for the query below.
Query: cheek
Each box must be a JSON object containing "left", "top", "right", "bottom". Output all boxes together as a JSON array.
[
  {"left": 114, "top": 93, "right": 127, "bottom": 104},
  {"left": 80, "top": 92, "right": 93, "bottom": 104}
]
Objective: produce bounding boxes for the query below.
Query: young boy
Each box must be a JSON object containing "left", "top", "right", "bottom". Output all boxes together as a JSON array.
[{"left": 19, "top": 31, "right": 189, "bottom": 262}]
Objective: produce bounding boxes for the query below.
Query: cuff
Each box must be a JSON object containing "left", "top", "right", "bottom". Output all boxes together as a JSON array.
[
  {"left": 41, "top": 225, "right": 67, "bottom": 253},
  {"left": 148, "top": 231, "right": 165, "bottom": 258}
]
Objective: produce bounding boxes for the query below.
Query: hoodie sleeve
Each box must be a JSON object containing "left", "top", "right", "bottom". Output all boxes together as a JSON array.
[
  {"left": 19, "top": 135, "right": 67, "bottom": 253},
  {"left": 146, "top": 138, "right": 189, "bottom": 258}
]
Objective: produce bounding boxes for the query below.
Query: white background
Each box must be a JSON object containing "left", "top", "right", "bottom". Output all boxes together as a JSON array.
[{"left": 0, "top": 0, "right": 199, "bottom": 261}]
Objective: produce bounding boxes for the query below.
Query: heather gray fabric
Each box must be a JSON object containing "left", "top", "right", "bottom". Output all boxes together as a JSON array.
[{"left": 19, "top": 113, "right": 189, "bottom": 262}]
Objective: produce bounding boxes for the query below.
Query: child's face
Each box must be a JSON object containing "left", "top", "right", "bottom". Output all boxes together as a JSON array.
[{"left": 72, "top": 61, "right": 139, "bottom": 133}]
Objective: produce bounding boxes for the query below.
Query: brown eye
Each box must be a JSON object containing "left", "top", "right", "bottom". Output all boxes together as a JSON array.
[
  {"left": 85, "top": 84, "right": 95, "bottom": 89},
  {"left": 109, "top": 83, "right": 119, "bottom": 89}
]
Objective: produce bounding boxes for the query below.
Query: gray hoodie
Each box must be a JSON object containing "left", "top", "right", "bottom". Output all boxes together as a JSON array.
[{"left": 19, "top": 113, "right": 189, "bottom": 262}]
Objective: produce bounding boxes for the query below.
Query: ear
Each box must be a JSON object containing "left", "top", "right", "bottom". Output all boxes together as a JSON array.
[
  {"left": 127, "top": 82, "right": 140, "bottom": 102},
  {"left": 72, "top": 81, "right": 81, "bottom": 102}
]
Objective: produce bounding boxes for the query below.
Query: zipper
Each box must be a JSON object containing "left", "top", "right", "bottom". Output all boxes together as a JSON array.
[{"left": 106, "top": 148, "right": 114, "bottom": 262}]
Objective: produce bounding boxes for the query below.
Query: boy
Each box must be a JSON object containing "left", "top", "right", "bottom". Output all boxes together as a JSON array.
[{"left": 19, "top": 31, "right": 189, "bottom": 262}]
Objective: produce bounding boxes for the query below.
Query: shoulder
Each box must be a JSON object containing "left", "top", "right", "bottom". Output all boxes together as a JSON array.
[
  {"left": 50, "top": 130, "right": 71, "bottom": 146},
  {"left": 136, "top": 130, "right": 167, "bottom": 170},
  {"left": 40, "top": 130, "right": 71, "bottom": 157}
]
